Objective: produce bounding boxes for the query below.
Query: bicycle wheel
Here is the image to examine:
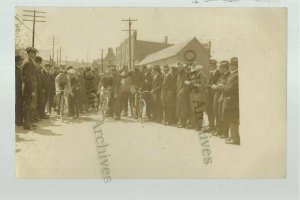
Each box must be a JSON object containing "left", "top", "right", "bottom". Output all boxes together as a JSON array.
[
  {"left": 60, "top": 94, "right": 65, "bottom": 120},
  {"left": 138, "top": 99, "right": 146, "bottom": 124},
  {"left": 99, "top": 96, "right": 108, "bottom": 120}
]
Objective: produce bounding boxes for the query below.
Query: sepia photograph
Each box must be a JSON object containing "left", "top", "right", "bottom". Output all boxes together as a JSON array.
[{"left": 15, "top": 7, "right": 287, "bottom": 179}]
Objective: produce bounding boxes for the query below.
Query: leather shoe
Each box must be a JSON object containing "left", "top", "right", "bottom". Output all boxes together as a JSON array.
[
  {"left": 42, "top": 115, "right": 49, "bottom": 119},
  {"left": 16, "top": 122, "right": 23, "bottom": 126},
  {"left": 30, "top": 123, "right": 37, "bottom": 127},
  {"left": 226, "top": 140, "right": 240, "bottom": 145},
  {"left": 23, "top": 125, "right": 32, "bottom": 130}
]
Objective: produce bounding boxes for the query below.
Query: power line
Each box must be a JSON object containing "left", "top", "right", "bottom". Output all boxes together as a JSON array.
[
  {"left": 15, "top": 16, "right": 48, "bottom": 50},
  {"left": 121, "top": 18, "right": 137, "bottom": 70},
  {"left": 22, "top": 9, "right": 46, "bottom": 47}
]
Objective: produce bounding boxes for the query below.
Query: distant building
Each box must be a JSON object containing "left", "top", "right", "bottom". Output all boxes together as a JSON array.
[
  {"left": 115, "top": 31, "right": 172, "bottom": 70},
  {"left": 93, "top": 48, "right": 116, "bottom": 72},
  {"left": 137, "top": 37, "right": 211, "bottom": 74}
]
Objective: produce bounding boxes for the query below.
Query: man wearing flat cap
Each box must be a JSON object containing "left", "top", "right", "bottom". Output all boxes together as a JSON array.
[
  {"left": 15, "top": 55, "right": 24, "bottom": 126},
  {"left": 22, "top": 47, "right": 38, "bottom": 130},
  {"left": 205, "top": 59, "right": 221, "bottom": 133},
  {"left": 35, "top": 56, "right": 49, "bottom": 120},
  {"left": 223, "top": 57, "right": 240, "bottom": 145}
]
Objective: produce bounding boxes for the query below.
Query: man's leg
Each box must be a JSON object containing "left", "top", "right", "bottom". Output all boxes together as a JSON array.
[
  {"left": 23, "top": 94, "right": 32, "bottom": 130},
  {"left": 227, "top": 122, "right": 240, "bottom": 145}
]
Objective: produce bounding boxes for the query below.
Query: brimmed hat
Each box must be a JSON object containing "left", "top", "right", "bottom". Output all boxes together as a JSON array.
[
  {"left": 220, "top": 60, "right": 229, "bottom": 68},
  {"left": 153, "top": 65, "right": 161, "bottom": 72},
  {"left": 66, "top": 66, "right": 73, "bottom": 71},
  {"left": 209, "top": 59, "right": 217, "bottom": 66},
  {"left": 68, "top": 69, "right": 76, "bottom": 75},
  {"left": 177, "top": 62, "right": 184, "bottom": 67},
  {"left": 59, "top": 62, "right": 67, "bottom": 67},
  {"left": 163, "top": 64, "right": 170, "bottom": 69},
  {"left": 191, "top": 63, "right": 203, "bottom": 73},
  {"left": 34, "top": 56, "right": 43, "bottom": 63},
  {"left": 26, "top": 47, "right": 38, "bottom": 53}
]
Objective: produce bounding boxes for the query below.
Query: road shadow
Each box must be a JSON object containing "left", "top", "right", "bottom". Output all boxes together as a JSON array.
[
  {"left": 32, "top": 127, "right": 62, "bottom": 136},
  {"left": 16, "top": 134, "right": 35, "bottom": 143}
]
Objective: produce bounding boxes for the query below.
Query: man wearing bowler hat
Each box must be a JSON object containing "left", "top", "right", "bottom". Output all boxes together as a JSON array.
[
  {"left": 223, "top": 57, "right": 240, "bottom": 145},
  {"left": 22, "top": 47, "right": 38, "bottom": 130},
  {"left": 15, "top": 54, "right": 24, "bottom": 126}
]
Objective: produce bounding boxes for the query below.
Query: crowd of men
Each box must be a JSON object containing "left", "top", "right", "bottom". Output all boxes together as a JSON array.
[{"left": 16, "top": 46, "right": 240, "bottom": 145}]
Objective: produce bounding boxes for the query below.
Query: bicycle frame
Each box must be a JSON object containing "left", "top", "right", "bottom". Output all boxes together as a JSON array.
[
  {"left": 99, "top": 90, "right": 111, "bottom": 120},
  {"left": 58, "top": 90, "right": 69, "bottom": 121},
  {"left": 135, "top": 90, "right": 150, "bottom": 124}
]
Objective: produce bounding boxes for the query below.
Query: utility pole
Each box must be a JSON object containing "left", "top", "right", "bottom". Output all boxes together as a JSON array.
[
  {"left": 122, "top": 18, "right": 137, "bottom": 70},
  {"left": 60, "top": 46, "right": 62, "bottom": 63},
  {"left": 56, "top": 48, "right": 59, "bottom": 65},
  {"left": 23, "top": 9, "right": 46, "bottom": 47},
  {"left": 48, "top": 35, "right": 59, "bottom": 65},
  {"left": 101, "top": 49, "right": 104, "bottom": 73},
  {"left": 52, "top": 36, "right": 54, "bottom": 65}
]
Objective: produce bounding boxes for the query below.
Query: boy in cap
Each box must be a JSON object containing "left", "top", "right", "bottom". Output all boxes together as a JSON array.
[{"left": 35, "top": 56, "right": 49, "bottom": 120}]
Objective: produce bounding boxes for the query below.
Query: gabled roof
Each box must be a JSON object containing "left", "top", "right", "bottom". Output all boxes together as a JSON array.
[{"left": 138, "top": 37, "right": 210, "bottom": 65}]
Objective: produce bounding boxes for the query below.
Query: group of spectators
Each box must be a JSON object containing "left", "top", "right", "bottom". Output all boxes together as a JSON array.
[{"left": 16, "top": 46, "right": 240, "bottom": 145}]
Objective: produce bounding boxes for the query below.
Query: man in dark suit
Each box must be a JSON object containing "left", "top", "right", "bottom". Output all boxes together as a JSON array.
[
  {"left": 223, "top": 57, "right": 240, "bottom": 145},
  {"left": 151, "top": 65, "right": 163, "bottom": 123},
  {"left": 22, "top": 47, "right": 38, "bottom": 130},
  {"left": 44, "top": 64, "right": 54, "bottom": 114},
  {"left": 35, "top": 56, "right": 49, "bottom": 120},
  {"left": 211, "top": 60, "right": 231, "bottom": 137},
  {"left": 164, "top": 65, "right": 177, "bottom": 125},
  {"left": 111, "top": 65, "right": 122, "bottom": 120},
  {"left": 141, "top": 65, "right": 153, "bottom": 119},
  {"left": 161, "top": 65, "right": 170, "bottom": 124},
  {"left": 205, "top": 59, "right": 221, "bottom": 132},
  {"left": 176, "top": 62, "right": 190, "bottom": 128},
  {"left": 15, "top": 55, "right": 24, "bottom": 126}
]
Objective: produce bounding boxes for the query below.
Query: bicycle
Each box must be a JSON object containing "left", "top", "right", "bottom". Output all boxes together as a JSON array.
[
  {"left": 98, "top": 89, "right": 111, "bottom": 121},
  {"left": 134, "top": 88, "right": 150, "bottom": 125},
  {"left": 57, "top": 90, "right": 69, "bottom": 121}
]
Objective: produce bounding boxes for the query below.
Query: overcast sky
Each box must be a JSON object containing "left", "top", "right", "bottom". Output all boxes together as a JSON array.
[{"left": 16, "top": 7, "right": 286, "bottom": 62}]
